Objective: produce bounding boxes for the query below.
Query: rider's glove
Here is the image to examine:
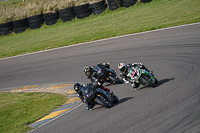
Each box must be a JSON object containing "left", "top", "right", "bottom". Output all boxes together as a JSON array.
[
  {"left": 82, "top": 99, "right": 86, "bottom": 103},
  {"left": 139, "top": 63, "right": 143, "bottom": 68},
  {"left": 120, "top": 73, "right": 123, "bottom": 77},
  {"left": 97, "top": 82, "right": 102, "bottom": 85},
  {"left": 132, "top": 63, "right": 142, "bottom": 66}
]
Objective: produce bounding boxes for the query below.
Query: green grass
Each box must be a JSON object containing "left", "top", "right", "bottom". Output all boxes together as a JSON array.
[
  {"left": 0, "top": 0, "right": 200, "bottom": 59},
  {"left": 0, "top": 92, "right": 67, "bottom": 133}
]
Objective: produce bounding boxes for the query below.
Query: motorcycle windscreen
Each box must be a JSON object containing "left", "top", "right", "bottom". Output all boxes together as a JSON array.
[{"left": 81, "top": 86, "right": 94, "bottom": 100}]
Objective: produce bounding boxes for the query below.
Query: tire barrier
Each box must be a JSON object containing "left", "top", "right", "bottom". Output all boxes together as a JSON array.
[
  {"left": 28, "top": 14, "right": 44, "bottom": 29},
  {"left": 0, "top": 1, "right": 153, "bottom": 36},
  {"left": 43, "top": 12, "right": 59, "bottom": 25},
  {"left": 122, "top": 0, "right": 137, "bottom": 8},
  {"left": 89, "top": 0, "right": 107, "bottom": 15},
  {"left": 141, "top": 0, "right": 152, "bottom": 3},
  {"left": 74, "top": 4, "right": 92, "bottom": 19},
  {"left": 0, "top": 22, "right": 13, "bottom": 36},
  {"left": 58, "top": 7, "right": 75, "bottom": 22},
  {"left": 107, "top": 0, "right": 119, "bottom": 10},
  {"left": 12, "top": 18, "right": 29, "bottom": 33}
]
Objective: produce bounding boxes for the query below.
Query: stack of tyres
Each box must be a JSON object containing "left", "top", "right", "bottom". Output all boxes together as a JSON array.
[
  {"left": 74, "top": 4, "right": 92, "bottom": 19},
  {"left": 58, "top": 7, "right": 75, "bottom": 22},
  {"left": 43, "top": 12, "right": 59, "bottom": 25},
  {"left": 141, "top": 0, "right": 152, "bottom": 3},
  {"left": 122, "top": 0, "right": 137, "bottom": 8},
  {"left": 107, "top": 0, "right": 119, "bottom": 10},
  {"left": 28, "top": 14, "right": 44, "bottom": 29},
  {"left": 89, "top": 0, "right": 107, "bottom": 15},
  {"left": 0, "top": 22, "right": 13, "bottom": 36},
  {"left": 12, "top": 18, "right": 29, "bottom": 33}
]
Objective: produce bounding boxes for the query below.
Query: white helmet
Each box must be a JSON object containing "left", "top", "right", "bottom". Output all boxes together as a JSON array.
[{"left": 118, "top": 62, "right": 126, "bottom": 71}]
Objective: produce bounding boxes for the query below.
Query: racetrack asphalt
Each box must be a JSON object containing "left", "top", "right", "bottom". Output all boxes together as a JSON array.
[{"left": 0, "top": 23, "right": 200, "bottom": 133}]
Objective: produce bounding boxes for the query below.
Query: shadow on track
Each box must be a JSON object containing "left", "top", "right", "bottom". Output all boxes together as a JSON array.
[
  {"left": 156, "top": 78, "right": 175, "bottom": 87},
  {"left": 90, "top": 97, "right": 134, "bottom": 110},
  {"left": 138, "top": 77, "right": 175, "bottom": 90},
  {"left": 118, "top": 97, "right": 134, "bottom": 104},
  {"left": 111, "top": 97, "right": 134, "bottom": 108}
]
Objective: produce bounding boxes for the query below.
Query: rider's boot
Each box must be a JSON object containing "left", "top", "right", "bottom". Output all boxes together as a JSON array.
[
  {"left": 122, "top": 78, "right": 130, "bottom": 83},
  {"left": 131, "top": 82, "right": 140, "bottom": 90}
]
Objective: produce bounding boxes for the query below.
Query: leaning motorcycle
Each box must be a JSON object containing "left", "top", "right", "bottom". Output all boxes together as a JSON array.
[
  {"left": 126, "top": 66, "right": 158, "bottom": 88},
  {"left": 97, "top": 65, "right": 123, "bottom": 84},
  {"left": 81, "top": 85, "right": 118, "bottom": 108}
]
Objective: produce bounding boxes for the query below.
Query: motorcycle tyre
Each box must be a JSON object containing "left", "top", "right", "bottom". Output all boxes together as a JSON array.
[
  {"left": 141, "top": 75, "right": 156, "bottom": 87},
  {"left": 155, "top": 78, "right": 158, "bottom": 84},
  {"left": 108, "top": 75, "right": 123, "bottom": 84},
  {"left": 110, "top": 95, "right": 118, "bottom": 104},
  {"left": 95, "top": 96, "right": 111, "bottom": 108}
]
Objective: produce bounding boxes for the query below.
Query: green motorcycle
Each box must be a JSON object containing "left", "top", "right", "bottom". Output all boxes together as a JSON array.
[{"left": 126, "top": 66, "right": 158, "bottom": 88}]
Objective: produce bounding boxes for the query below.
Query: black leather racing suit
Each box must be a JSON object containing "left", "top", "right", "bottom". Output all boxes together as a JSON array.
[
  {"left": 76, "top": 83, "right": 95, "bottom": 110},
  {"left": 85, "top": 63, "right": 110, "bottom": 88},
  {"left": 76, "top": 82, "right": 111, "bottom": 110}
]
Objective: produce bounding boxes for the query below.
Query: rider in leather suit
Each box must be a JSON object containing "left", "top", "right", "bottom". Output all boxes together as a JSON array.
[
  {"left": 118, "top": 62, "right": 153, "bottom": 90},
  {"left": 74, "top": 82, "right": 95, "bottom": 110},
  {"left": 74, "top": 82, "right": 113, "bottom": 110},
  {"left": 83, "top": 62, "right": 111, "bottom": 92}
]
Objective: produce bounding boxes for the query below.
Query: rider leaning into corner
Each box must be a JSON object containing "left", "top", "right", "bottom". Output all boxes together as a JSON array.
[
  {"left": 75, "top": 62, "right": 114, "bottom": 110},
  {"left": 74, "top": 82, "right": 113, "bottom": 110},
  {"left": 83, "top": 62, "right": 111, "bottom": 92},
  {"left": 74, "top": 82, "right": 95, "bottom": 110},
  {"left": 118, "top": 62, "right": 153, "bottom": 90}
]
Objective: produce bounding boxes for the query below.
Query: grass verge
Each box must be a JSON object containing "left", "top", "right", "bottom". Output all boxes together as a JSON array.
[
  {"left": 0, "top": 0, "right": 200, "bottom": 59},
  {"left": 0, "top": 92, "right": 67, "bottom": 133}
]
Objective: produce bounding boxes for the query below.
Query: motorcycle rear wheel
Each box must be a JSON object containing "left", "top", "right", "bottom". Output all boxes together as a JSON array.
[{"left": 108, "top": 75, "right": 123, "bottom": 84}]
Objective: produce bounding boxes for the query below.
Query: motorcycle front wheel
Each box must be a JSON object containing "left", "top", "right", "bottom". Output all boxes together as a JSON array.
[
  {"left": 95, "top": 95, "right": 111, "bottom": 108},
  {"left": 141, "top": 75, "right": 156, "bottom": 87},
  {"left": 110, "top": 95, "right": 118, "bottom": 104}
]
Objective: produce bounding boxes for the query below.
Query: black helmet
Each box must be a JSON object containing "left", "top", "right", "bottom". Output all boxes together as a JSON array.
[
  {"left": 74, "top": 82, "right": 81, "bottom": 92},
  {"left": 83, "top": 67, "right": 92, "bottom": 77}
]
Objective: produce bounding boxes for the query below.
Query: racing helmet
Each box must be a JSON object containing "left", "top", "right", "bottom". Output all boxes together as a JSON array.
[
  {"left": 83, "top": 67, "right": 92, "bottom": 77},
  {"left": 118, "top": 62, "right": 126, "bottom": 71},
  {"left": 74, "top": 82, "right": 81, "bottom": 92}
]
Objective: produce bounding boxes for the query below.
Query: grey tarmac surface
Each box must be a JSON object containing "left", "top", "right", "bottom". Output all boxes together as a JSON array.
[{"left": 1, "top": 23, "right": 200, "bottom": 133}]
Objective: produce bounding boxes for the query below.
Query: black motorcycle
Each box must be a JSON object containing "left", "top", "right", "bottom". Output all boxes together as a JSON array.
[
  {"left": 97, "top": 63, "right": 123, "bottom": 84},
  {"left": 81, "top": 84, "right": 118, "bottom": 108}
]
